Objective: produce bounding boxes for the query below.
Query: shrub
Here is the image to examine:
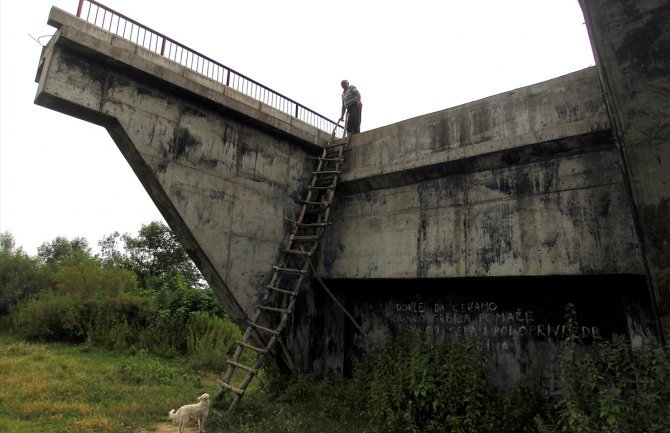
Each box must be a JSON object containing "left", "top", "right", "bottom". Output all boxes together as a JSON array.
[
  {"left": 536, "top": 304, "right": 670, "bottom": 433},
  {"left": 136, "top": 309, "right": 190, "bottom": 357},
  {"left": 11, "top": 291, "right": 93, "bottom": 342},
  {"left": 352, "top": 332, "right": 501, "bottom": 433},
  {"left": 186, "top": 311, "right": 242, "bottom": 370}
]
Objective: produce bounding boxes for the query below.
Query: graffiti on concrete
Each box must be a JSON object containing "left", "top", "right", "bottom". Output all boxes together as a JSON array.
[{"left": 393, "top": 300, "right": 599, "bottom": 351}]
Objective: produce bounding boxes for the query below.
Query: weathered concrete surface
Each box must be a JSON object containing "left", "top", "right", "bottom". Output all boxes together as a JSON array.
[
  {"left": 579, "top": 0, "right": 670, "bottom": 332},
  {"left": 35, "top": 7, "right": 332, "bottom": 324},
  {"left": 288, "top": 275, "right": 654, "bottom": 391},
  {"left": 293, "top": 67, "right": 653, "bottom": 382},
  {"left": 33, "top": 2, "right": 665, "bottom": 391},
  {"left": 321, "top": 68, "right": 643, "bottom": 280}
]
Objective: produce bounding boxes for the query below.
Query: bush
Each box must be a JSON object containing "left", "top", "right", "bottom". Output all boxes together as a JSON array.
[
  {"left": 136, "top": 309, "right": 190, "bottom": 357},
  {"left": 11, "top": 291, "right": 93, "bottom": 342},
  {"left": 535, "top": 304, "right": 670, "bottom": 433},
  {"left": 0, "top": 235, "right": 52, "bottom": 316},
  {"left": 186, "top": 311, "right": 242, "bottom": 370},
  {"left": 351, "top": 331, "right": 521, "bottom": 433},
  {"left": 85, "top": 309, "right": 138, "bottom": 351}
]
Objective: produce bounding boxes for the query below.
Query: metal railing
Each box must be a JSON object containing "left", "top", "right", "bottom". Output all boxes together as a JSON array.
[{"left": 76, "top": 0, "right": 343, "bottom": 137}]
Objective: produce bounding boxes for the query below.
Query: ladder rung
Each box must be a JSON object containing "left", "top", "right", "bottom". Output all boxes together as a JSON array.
[
  {"left": 300, "top": 199, "right": 329, "bottom": 206},
  {"left": 226, "top": 359, "right": 258, "bottom": 374},
  {"left": 281, "top": 248, "right": 313, "bottom": 257},
  {"left": 259, "top": 305, "right": 291, "bottom": 314},
  {"left": 249, "top": 321, "right": 280, "bottom": 335},
  {"left": 273, "top": 265, "right": 308, "bottom": 274},
  {"left": 325, "top": 141, "right": 346, "bottom": 148},
  {"left": 217, "top": 380, "right": 245, "bottom": 395},
  {"left": 309, "top": 156, "right": 344, "bottom": 162},
  {"left": 296, "top": 222, "right": 332, "bottom": 228},
  {"left": 314, "top": 170, "right": 341, "bottom": 175},
  {"left": 267, "top": 285, "right": 296, "bottom": 296},
  {"left": 236, "top": 340, "right": 267, "bottom": 354},
  {"left": 309, "top": 185, "right": 335, "bottom": 190},
  {"left": 290, "top": 235, "right": 320, "bottom": 242}
]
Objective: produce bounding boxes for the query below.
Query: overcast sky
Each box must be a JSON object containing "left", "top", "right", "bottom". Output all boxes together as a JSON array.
[{"left": 0, "top": 0, "right": 595, "bottom": 255}]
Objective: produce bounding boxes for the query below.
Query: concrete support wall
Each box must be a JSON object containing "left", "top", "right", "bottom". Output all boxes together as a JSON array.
[
  {"left": 579, "top": 0, "right": 670, "bottom": 333},
  {"left": 33, "top": 2, "right": 666, "bottom": 391},
  {"left": 321, "top": 68, "right": 643, "bottom": 279},
  {"left": 35, "top": 8, "right": 331, "bottom": 323}
]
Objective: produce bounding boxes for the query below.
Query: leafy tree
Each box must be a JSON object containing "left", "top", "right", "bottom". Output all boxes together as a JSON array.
[
  {"left": 55, "top": 261, "right": 138, "bottom": 298},
  {"left": 0, "top": 232, "right": 51, "bottom": 315},
  {"left": 98, "top": 231, "right": 125, "bottom": 269},
  {"left": 37, "top": 236, "right": 92, "bottom": 267},
  {"left": 121, "top": 221, "right": 206, "bottom": 290},
  {"left": 105, "top": 221, "right": 223, "bottom": 316}
]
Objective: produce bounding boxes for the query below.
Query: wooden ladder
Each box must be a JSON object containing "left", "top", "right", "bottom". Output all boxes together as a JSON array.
[{"left": 217, "top": 129, "right": 348, "bottom": 409}]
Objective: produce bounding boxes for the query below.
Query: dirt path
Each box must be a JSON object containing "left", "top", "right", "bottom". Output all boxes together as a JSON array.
[{"left": 140, "top": 422, "right": 199, "bottom": 433}]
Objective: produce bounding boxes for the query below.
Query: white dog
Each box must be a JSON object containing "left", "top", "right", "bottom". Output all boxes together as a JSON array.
[{"left": 168, "top": 393, "right": 210, "bottom": 433}]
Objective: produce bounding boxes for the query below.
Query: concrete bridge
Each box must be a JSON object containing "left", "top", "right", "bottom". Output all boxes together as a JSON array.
[{"left": 35, "top": 0, "right": 669, "bottom": 391}]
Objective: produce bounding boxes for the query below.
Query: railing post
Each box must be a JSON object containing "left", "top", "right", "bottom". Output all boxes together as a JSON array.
[{"left": 73, "top": 0, "right": 342, "bottom": 135}]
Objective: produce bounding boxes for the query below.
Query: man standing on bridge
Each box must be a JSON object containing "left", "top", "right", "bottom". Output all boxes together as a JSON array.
[{"left": 339, "top": 80, "right": 362, "bottom": 135}]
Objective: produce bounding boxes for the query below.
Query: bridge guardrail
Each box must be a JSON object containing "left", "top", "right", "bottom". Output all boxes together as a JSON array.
[{"left": 76, "top": 0, "right": 344, "bottom": 138}]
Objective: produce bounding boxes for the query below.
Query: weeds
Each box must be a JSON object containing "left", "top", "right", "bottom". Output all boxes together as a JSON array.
[
  {"left": 0, "top": 333, "right": 213, "bottom": 433},
  {"left": 2, "top": 303, "right": 669, "bottom": 433}
]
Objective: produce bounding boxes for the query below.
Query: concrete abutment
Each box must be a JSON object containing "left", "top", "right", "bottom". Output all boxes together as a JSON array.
[{"left": 34, "top": 1, "right": 669, "bottom": 393}]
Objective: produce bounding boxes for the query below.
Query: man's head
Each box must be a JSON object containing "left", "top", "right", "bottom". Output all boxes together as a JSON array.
[{"left": 341, "top": 80, "right": 349, "bottom": 90}]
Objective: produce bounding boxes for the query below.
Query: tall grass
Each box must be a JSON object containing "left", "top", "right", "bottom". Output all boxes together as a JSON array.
[{"left": 0, "top": 333, "right": 213, "bottom": 433}]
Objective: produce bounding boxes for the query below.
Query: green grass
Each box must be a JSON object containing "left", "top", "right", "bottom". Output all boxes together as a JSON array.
[
  {"left": 210, "top": 370, "right": 370, "bottom": 433},
  {"left": 0, "top": 332, "right": 213, "bottom": 432},
  {"left": 0, "top": 332, "right": 369, "bottom": 433}
]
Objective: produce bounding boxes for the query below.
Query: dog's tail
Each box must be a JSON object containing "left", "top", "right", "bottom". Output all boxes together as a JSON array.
[{"left": 168, "top": 409, "right": 178, "bottom": 423}]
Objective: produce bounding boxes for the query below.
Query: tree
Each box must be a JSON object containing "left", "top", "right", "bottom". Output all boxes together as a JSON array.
[
  {"left": 98, "top": 231, "right": 125, "bottom": 269},
  {"left": 37, "top": 236, "right": 92, "bottom": 267},
  {"left": 122, "top": 221, "right": 206, "bottom": 290},
  {"left": 0, "top": 232, "right": 51, "bottom": 315}
]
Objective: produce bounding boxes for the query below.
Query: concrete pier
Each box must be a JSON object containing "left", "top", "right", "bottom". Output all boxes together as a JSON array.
[{"left": 34, "top": 0, "right": 669, "bottom": 393}]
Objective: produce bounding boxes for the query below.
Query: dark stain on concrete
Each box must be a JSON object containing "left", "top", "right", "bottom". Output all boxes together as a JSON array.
[
  {"left": 458, "top": 114, "right": 472, "bottom": 147},
  {"left": 471, "top": 104, "right": 492, "bottom": 138},
  {"left": 417, "top": 184, "right": 429, "bottom": 277},
  {"left": 198, "top": 157, "right": 218, "bottom": 168},
  {"left": 169, "top": 126, "right": 201, "bottom": 159},
  {"left": 183, "top": 105, "right": 207, "bottom": 118},
  {"left": 135, "top": 84, "right": 155, "bottom": 97},
  {"left": 640, "top": 198, "right": 670, "bottom": 263},
  {"left": 617, "top": 8, "right": 670, "bottom": 77},
  {"left": 478, "top": 209, "right": 515, "bottom": 273},
  {"left": 434, "top": 118, "right": 451, "bottom": 150},
  {"left": 59, "top": 49, "right": 108, "bottom": 86},
  {"left": 516, "top": 171, "right": 533, "bottom": 196},
  {"left": 597, "top": 191, "right": 612, "bottom": 218}
]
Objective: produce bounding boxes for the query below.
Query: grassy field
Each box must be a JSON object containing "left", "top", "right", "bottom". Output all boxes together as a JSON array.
[
  {"left": 0, "top": 333, "right": 368, "bottom": 433},
  {"left": 0, "top": 332, "right": 214, "bottom": 432}
]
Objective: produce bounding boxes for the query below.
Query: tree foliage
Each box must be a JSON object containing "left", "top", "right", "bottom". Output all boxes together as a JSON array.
[
  {"left": 4, "top": 222, "right": 234, "bottom": 364},
  {"left": 0, "top": 232, "right": 50, "bottom": 315},
  {"left": 120, "top": 221, "right": 205, "bottom": 290},
  {"left": 37, "top": 236, "right": 92, "bottom": 267}
]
